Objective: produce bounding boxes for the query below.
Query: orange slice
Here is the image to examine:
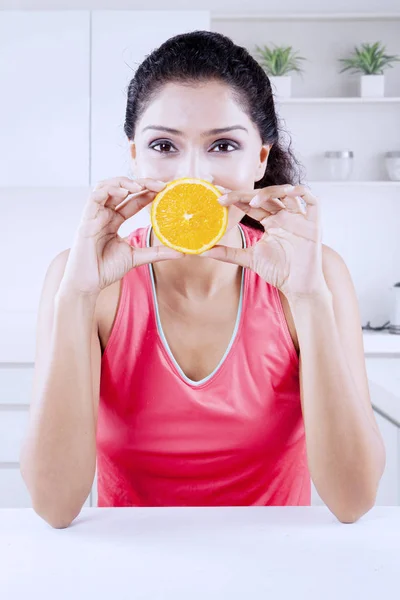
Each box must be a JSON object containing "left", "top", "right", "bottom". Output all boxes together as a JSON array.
[{"left": 150, "top": 177, "right": 228, "bottom": 254}]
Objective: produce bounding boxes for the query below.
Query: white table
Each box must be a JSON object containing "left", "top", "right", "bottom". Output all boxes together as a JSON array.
[{"left": 1, "top": 507, "right": 400, "bottom": 599}]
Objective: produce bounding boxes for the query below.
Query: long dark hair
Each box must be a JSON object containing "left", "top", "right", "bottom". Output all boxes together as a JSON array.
[{"left": 124, "top": 30, "right": 305, "bottom": 231}]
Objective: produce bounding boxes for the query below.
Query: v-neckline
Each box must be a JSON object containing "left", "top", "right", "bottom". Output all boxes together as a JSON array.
[{"left": 146, "top": 224, "right": 247, "bottom": 387}]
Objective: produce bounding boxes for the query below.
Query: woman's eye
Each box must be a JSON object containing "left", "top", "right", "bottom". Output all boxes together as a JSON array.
[
  {"left": 150, "top": 141, "right": 177, "bottom": 153},
  {"left": 211, "top": 142, "right": 237, "bottom": 153}
]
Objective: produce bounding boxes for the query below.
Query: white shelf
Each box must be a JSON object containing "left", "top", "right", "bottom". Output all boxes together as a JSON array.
[
  {"left": 275, "top": 97, "right": 400, "bottom": 104},
  {"left": 212, "top": 12, "right": 400, "bottom": 22},
  {"left": 308, "top": 181, "right": 400, "bottom": 186},
  {"left": 363, "top": 331, "right": 400, "bottom": 356}
]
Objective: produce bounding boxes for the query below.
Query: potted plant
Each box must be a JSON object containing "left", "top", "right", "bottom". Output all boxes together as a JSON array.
[
  {"left": 338, "top": 41, "right": 400, "bottom": 98},
  {"left": 254, "top": 44, "right": 306, "bottom": 98}
]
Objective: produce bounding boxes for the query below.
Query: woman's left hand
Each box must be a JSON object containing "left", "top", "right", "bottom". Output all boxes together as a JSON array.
[{"left": 202, "top": 183, "right": 331, "bottom": 301}]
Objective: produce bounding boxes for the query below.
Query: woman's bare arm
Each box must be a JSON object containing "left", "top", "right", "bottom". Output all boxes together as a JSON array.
[
  {"left": 19, "top": 177, "right": 180, "bottom": 528},
  {"left": 20, "top": 249, "right": 101, "bottom": 529}
]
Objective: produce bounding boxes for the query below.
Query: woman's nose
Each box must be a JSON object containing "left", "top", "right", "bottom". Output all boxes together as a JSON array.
[{"left": 175, "top": 155, "right": 214, "bottom": 183}]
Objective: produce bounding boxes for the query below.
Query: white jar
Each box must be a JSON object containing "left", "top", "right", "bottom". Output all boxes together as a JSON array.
[
  {"left": 389, "top": 283, "right": 400, "bottom": 335},
  {"left": 324, "top": 151, "right": 354, "bottom": 181},
  {"left": 384, "top": 151, "right": 400, "bottom": 181}
]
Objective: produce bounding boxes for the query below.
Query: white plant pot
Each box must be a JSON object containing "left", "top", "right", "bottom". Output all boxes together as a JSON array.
[
  {"left": 360, "top": 74, "right": 385, "bottom": 97},
  {"left": 269, "top": 75, "right": 292, "bottom": 98}
]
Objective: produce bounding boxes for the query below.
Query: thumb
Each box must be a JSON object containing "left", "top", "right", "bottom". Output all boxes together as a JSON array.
[
  {"left": 200, "top": 245, "right": 251, "bottom": 269},
  {"left": 131, "top": 245, "right": 183, "bottom": 268}
]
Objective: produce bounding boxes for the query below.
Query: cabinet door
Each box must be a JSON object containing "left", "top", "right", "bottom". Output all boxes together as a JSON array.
[
  {"left": 91, "top": 10, "right": 210, "bottom": 234},
  {"left": 0, "top": 467, "right": 34, "bottom": 508},
  {"left": 0, "top": 410, "right": 30, "bottom": 463},
  {"left": 373, "top": 410, "right": 399, "bottom": 506},
  {"left": 365, "top": 357, "right": 400, "bottom": 402},
  {"left": 0, "top": 366, "right": 33, "bottom": 407},
  {"left": 0, "top": 11, "right": 90, "bottom": 186}
]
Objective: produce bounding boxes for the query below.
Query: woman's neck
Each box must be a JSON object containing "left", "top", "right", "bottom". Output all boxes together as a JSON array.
[{"left": 150, "top": 223, "right": 244, "bottom": 300}]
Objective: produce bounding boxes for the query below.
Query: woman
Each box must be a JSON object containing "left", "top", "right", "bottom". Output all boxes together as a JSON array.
[{"left": 20, "top": 30, "right": 385, "bottom": 528}]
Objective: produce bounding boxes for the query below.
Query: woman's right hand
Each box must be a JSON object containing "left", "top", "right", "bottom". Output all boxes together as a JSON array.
[{"left": 58, "top": 176, "right": 183, "bottom": 297}]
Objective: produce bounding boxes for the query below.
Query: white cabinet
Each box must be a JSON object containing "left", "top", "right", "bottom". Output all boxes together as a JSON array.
[
  {"left": 0, "top": 468, "right": 34, "bottom": 508},
  {"left": 0, "top": 11, "right": 90, "bottom": 187},
  {"left": 365, "top": 357, "right": 400, "bottom": 402},
  {"left": 90, "top": 10, "right": 210, "bottom": 234},
  {"left": 0, "top": 410, "right": 30, "bottom": 463}
]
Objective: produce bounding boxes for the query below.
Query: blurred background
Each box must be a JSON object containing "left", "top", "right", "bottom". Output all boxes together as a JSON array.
[{"left": 0, "top": 1, "right": 399, "bottom": 509}]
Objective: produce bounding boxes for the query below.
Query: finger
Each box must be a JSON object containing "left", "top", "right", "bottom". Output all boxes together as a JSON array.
[
  {"left": 295, "top": 187, "right": 320, "bottom": 222},
  {"left": 218, "top": 184, "right": 297, "bottom": 207},
  {"left": 234, "top": 198, "right": 285, "bottom": 222},
  {"left": 251, "top": 193, "right": 294, "bottom": 210},
  {"left": 134, "top": 178, "right": 168, "bottom": 193},
  {"left": 91, "top": 186, "right": 132, "bottom": 207},
  {"left": 294, "top": 195, "right": 308, "bottom": 215},
  {"left": 262, "top": 211, "right": 320, "bottom": 241},
  {"left": 199, "top": 245, "right": 252, "bottom": 268},
  {"left": 91, "top": 183, "right": 163, "bottom": 221},
  {"left": 114, "top": 188, "right": 159, "bottom": 221},
  {"left": 131, "top": 245, "right": 183, "bottom": 268},
  {"left": 93, "top": 177, "right": 145, "bottom": 194},
  {"left": 114, "top": 188, "right": 150, "bottom": 213},
  {"left": 114, "top": 179, "right": 168, "bottom": 216},
  {"left": 94, "top": 177, "right": 167, "bottom": 195},
  {"left": 215, "top": 184, "right": 233, "bottom": 194}
]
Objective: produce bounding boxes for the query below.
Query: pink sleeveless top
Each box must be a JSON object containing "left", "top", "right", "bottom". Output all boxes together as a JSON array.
[{"left": 96, "top": 222, "right": 311, "bottom": 507}]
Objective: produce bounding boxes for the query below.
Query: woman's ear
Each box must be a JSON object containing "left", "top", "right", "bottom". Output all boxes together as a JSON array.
[
  {"left": 255, "top": 143, "right": 271, "bottom": 182},
  {"left": 129, "top": 139, "right": 137, "bottom": 159}
]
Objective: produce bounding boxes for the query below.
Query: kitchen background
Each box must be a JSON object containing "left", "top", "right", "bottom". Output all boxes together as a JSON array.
[{"left": 0, "top": 0, "right": 399, "bottom": 509}]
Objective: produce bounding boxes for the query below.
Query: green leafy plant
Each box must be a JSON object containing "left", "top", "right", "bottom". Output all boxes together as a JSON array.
[
  {"left": 339, "top": 42, "right": 400, "bottom": 75},
  {"left": 254, "top": 44, "right": 306, "bottom": 76}
]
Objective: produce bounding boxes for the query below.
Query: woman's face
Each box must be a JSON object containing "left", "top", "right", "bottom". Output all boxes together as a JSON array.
[{"left": 130, "top": 79, "right": 271, "bottom": 231}]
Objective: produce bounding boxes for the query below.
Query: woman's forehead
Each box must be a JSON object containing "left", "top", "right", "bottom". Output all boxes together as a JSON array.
[{"left": 137, "top": 83, "right": 251, "bottom": 134}]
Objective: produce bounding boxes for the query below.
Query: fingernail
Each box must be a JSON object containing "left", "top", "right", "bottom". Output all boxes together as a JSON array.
[
  {"left": 218, "top": 194, "right": 228, "bottom": 204},
  {"left": 273, "top": 197, "right": 286, "bottom": 208},
  {"left": 131, "top": 180, "right": 144, "bottom": 189},
  {"left": 284, "top": 185, "right": 295, "bottom": 193},
  {"left": 296, "top": 196, "right": 307, "bottom": 213},
  {"left": 249, "top": 197, "right": 260, "bottom": 207}
]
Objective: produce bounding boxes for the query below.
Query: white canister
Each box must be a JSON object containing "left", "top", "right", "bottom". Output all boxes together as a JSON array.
[
  {"left": 384, "top": 151, "right": 400, "bottom": 181},
  {"left": 360, "top": 74, "right": 385, "bottom": 98},
  {"left": 324, "top": 151, "right": 354, "bottom": 181},
  {"left": 389, "top": 283, "right": 400, "bottom": 335},
  {"left": 269, "top": 75, "right": 292, "bottom": 99}
]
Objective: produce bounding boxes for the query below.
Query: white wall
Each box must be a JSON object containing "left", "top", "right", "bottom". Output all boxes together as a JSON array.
[{"left": 4, "top": 0, "right": 400, "bottom": 11}]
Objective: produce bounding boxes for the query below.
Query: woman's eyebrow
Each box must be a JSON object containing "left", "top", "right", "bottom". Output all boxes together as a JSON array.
[{"left": 141, "top": 125, "right": 248, "bottom": 136}]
